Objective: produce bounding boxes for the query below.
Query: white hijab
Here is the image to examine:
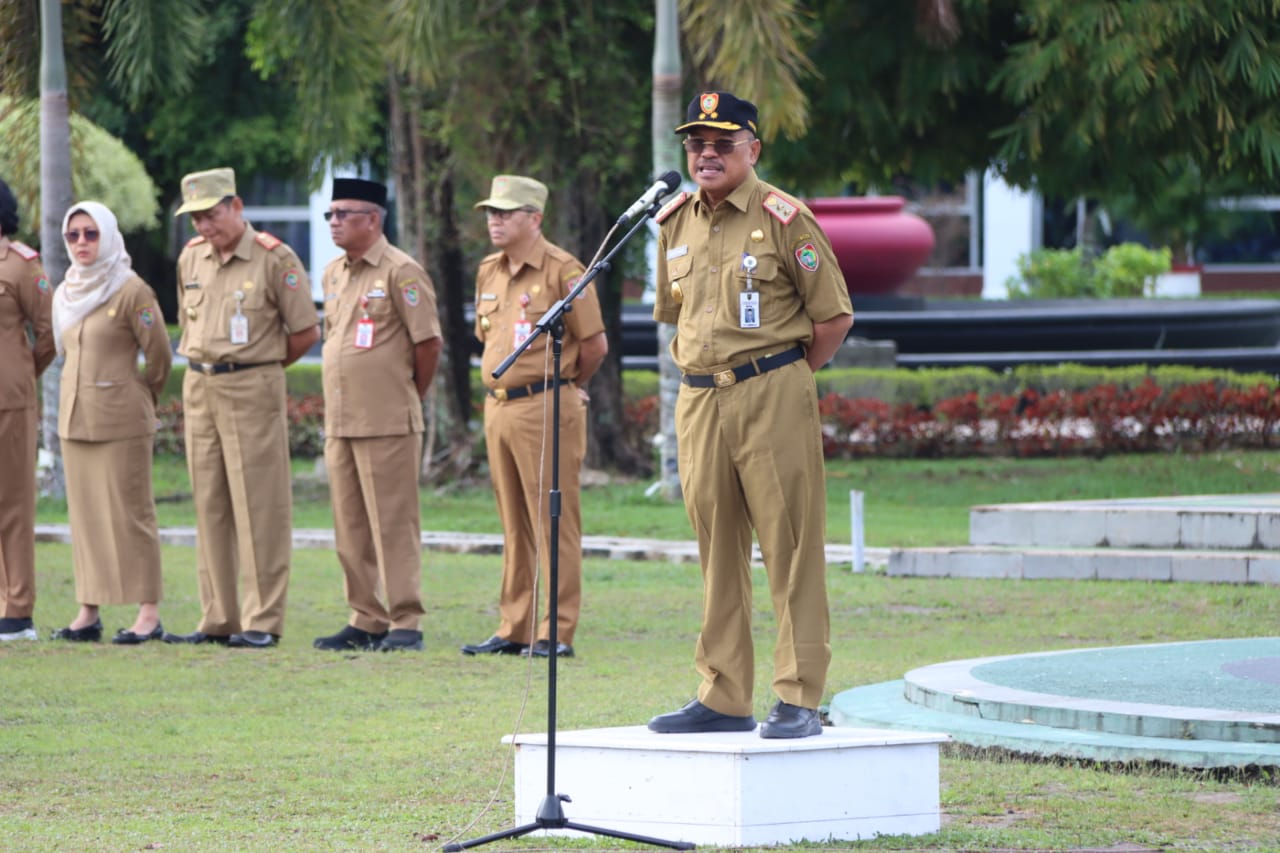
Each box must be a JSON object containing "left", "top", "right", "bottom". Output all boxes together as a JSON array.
[{"left": 52, "top": 201, "right": 134, "bottom": 355}]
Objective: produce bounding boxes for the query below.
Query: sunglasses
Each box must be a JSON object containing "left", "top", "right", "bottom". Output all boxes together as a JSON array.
[
  {"left": 682, "top": 137, "right": 754, "bottom": 157},
  {"left": 64, "top": 229, "right": 101, "bottom": 244},
  {"left": 323, "top": 208, "right": 376, "bottom": 222},
  {"left": 484, "top": 207, "right": 537, "bottom": 221}
]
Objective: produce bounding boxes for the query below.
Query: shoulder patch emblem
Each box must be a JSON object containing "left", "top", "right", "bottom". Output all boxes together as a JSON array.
[
  {"left": 795, "top": 242, "right": 820, "bottom": 272},
  {"left": 185, "top": 235, "right": 207, "bottom": 247},
  {"left": 283, "top": 268, "right": 300, "bottom": 290},
  {"left": 36, "top": 275, "right": 50, "bottom": 294},
  {"left": 763, "top": 192, "right": 798, "bottom": 225},
  {"left": 402, "top": 281, "right": 421, "bottom": 307},
  {"left": 137, "top": 307, "right": 155, "bottom": 328},
  {"left": 11, "top": 241, "right": 39, "bottom": 261},
  {"left": 655, "top": 192, "right": 690, "bottom": 224},
  {"left": 255, "top": 231, "right": 283, "bottom": 250}
]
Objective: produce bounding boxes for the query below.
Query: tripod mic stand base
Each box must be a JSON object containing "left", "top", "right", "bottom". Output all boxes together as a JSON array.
[{"left": 443, "top": 793, "right": 694, "bottom": 851}]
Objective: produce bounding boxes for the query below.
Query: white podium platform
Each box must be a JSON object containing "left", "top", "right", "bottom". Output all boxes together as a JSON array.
[{"left": 505, "top": 724, "right": 948, "bottom": 847}]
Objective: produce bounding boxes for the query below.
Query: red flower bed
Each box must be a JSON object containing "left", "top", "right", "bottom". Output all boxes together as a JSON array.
[{"left": 819, "top": 378, "right": 1280, "bottom": 458}]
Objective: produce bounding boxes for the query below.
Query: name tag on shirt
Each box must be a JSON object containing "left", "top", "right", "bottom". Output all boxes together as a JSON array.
[{"left": 666, "top": 245, "right": 689, "bottom": 260}]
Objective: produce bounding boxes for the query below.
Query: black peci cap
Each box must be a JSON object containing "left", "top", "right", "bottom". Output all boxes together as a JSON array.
[
  {"left": 674, "top": 92, "right": 759, "bottom": 135},
  {"left": 332, "top": 178, "right": 388, "bottom": 208}
]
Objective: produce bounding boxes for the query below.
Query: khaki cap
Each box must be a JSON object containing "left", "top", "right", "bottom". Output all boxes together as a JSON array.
[
  {"left": 474, "top": 175, "right": 547, "bottom": 213},
  {"left": 174, "top": 167, "right": 237, "bottom": 216}
]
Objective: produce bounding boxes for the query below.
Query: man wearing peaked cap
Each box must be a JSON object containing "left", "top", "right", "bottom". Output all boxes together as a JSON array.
[
  {"left": 313, "top": 177, "right": 442, "bottom": 653},
  {"left": 647, "top": 93, "right": 854, "bottom": 739},
  {"left": 164, "top": 166, "right": 320, "bottom": 650},
  {"left": 459, "top": 174, "right": 607, "bottom": 660},
  {"left": 0, "top": 176, "right": 54, "bottom": 642}
]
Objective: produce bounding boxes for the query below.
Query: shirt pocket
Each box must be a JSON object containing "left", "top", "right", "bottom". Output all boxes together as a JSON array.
[
  {"left": 475, "top": 299, "right": 500, "bottom": 339},
  {"left": 731, "top": 254, "right": 783, "bottom": 320}
]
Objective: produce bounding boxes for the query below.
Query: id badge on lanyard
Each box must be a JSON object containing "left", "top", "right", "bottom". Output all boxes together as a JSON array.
[
  {"left": 354, "top": 296, "right": 375, "bottom": 349},
  {"left": 230, "top": 289, "right": 250, "bottom": 344},
  {"left": 739, "top": 254, "right": 760, "bottom": 329}
]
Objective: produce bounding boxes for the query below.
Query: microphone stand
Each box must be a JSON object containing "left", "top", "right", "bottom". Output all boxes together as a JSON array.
[{"left": 444, "top": 200, "right": 692, "bottom": 852}]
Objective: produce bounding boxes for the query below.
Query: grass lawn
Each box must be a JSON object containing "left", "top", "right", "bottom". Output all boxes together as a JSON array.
[{"left": 9, "top": 450, "right": 1280, "bottom": 850}]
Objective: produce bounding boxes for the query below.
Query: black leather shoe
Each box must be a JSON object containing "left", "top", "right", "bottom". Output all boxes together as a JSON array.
[
  {"left": 759, "top": 701, "right": 823, "bottom": 739},
  {"left": 523, "top": 639, "right": 574, "bottom": 658},
  {"left": 648, "top": 699, "right": 756, "bottom": 733},
  {"left": 377, "top": 629, "right": 423, "bottom": 651},
  {"left": 162, "top": 630, "right": 230, "bottom": 645},
  {"left": 460, "top": 635, "right": 528, "bottom": 656},
  {"left": 228, "top": 630, "right": 278, "bottom": 648},
  {"left": 52, "top": 619, "right": 103, "bottom": 643},
  {"left": 111, "top": 623, "right": 164, "bottom": 645},
  {"left": 314, "top": 625, "right": 386, "bottom": 651}
]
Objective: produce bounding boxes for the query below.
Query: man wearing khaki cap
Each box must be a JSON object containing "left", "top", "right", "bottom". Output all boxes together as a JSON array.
[
  {"left": 459, "top": 175, "right": 607, "bottom": 660},
  {"left": 163, "top": 167, "right": 320, "bottom": 649}
]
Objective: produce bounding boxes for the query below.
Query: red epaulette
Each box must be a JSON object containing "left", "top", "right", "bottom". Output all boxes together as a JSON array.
[
  {"left": 10, "top": 241, "right": 39, "bottom": 261},
  {"left": 655, "top": 192, "right": 690, "bottom": 224},
  {"left": 185, "top": 235, "right": 207, "bottom": 248},
  {"left": 255, "top": 231, "right": 283, "bottom": 250},
  {"left": 762, "top": 191, "right": 799, "bottom": 225}
]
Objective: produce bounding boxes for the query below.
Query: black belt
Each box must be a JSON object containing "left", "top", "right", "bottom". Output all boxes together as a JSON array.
[
  {"left": 682, "top": 347, "right": 805, "bottom": 388},
  {"left": 487, "top": 379, "right": 570, "bottom": 402},
  {"left": 187, "top": 360, "right": 277, "bottom": 376}
]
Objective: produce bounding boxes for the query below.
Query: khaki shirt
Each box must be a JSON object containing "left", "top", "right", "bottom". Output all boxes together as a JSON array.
[
  {"left": 176, "top": 224, "right": 319, "bottom": 364},
  {"left": 57, "top": 275, "right": 172, "bottom": 441},
  {"left": 0, "top": 238, "right": 55, "bottom": 410},
  {"left": 321, "top": 235, "right": 441, "bottom": 437},
  {"left": 474, "top": 234, "right": 604, "bottom": 391},
  {"left": 653, "top": 170, "right": 853, "bottom": 373}
]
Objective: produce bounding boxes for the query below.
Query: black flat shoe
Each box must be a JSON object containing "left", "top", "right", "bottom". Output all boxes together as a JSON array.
[
  {"left": 758, "top": 700, "right": 823, "bottom": 739},
  {"left": 523, "top": 639, "right": 574, "bottom": 658},
  {"left": 648, "top": 699, "right": 757, "bottom": 734},
  {"left": 460, "top": 635, "right": 528, "bottom": 656},
  {"left": 228, "top": 630, "right": 279, "bottom": 648},
  {"left": 111, "top": 623, "right": 164, "bottom": 645},
  {"left": 378, "top": 629, "right": 423, "bottom": 651},
  {"left": 162, "top": 630, "right": 230, "bottom": 645},
  {"left": 52, "top": 619, "right": 103, "bottom": 643}
]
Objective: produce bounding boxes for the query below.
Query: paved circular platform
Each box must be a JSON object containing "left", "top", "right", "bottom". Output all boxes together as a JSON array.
[{"left": 830, "top": 638, "right": 1280, "bottom": 768}]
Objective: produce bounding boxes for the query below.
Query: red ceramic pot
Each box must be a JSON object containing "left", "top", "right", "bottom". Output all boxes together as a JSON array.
[{"left": 806, "top": 197, "right": 935, "bottom": 295}]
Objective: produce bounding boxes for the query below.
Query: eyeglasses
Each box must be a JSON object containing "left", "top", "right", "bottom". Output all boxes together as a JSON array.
[
  {"left": 484, "top": 208, "right": 537, "bottom": 221},
  {"left": 682, "top": 136, "right": 754, "bottom": 157},
  {"left": 64, "top": 229, "right": 100, "bottom": 244},
  {"left": 323, "top": 208, "right": 377, "bottom": 222}
]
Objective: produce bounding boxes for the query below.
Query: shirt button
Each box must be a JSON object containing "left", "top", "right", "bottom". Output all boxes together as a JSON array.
[
  {"left": 705, "top": 306, "right": 713, "bottom": 313},
  {"left": 710, "top": 266, "right": 718, "bottom": 273},
  {"left": 713, "top": 225, "right": 721, "bottom": 233}
]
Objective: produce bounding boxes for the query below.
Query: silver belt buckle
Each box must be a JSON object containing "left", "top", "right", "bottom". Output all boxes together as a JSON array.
[{"left": 713, "top": 369, "right": 736, "bottom": 388}]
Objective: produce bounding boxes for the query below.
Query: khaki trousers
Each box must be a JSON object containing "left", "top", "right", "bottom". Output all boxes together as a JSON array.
[
  {"left": 324, "top": 432, "right": 424, "bottom": 632},
  {"left": 676, "top": 359, "right": 831, "bottom": 717},
  {"left": 0, "top": 406, "right": 37, "bottom": 618},
  {"left": 483, "top": 385, "right": 585, "bottom": 646},
  {"left": 64, "top": 435, "right": 163, "bottom": 605},
  {"left": 183, "top": 365, "right": 292, "bottom": 636}
]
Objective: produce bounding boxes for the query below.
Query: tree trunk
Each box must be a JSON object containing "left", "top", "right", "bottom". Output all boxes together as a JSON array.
[
  {"left": 38, "top": 0, "right": 73, "bottom": 500},
  {"left": 652, "top": 0, "right": 683, "bottom": 499}
]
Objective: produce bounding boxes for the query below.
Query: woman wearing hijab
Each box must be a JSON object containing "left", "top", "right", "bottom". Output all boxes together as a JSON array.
[{"left": 51, "top": 201, "right": 171, "bottom": 644}]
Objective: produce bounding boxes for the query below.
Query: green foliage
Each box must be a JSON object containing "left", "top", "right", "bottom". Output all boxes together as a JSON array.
[
  {"left": 1005, "top": 243, "right": 1171, "bottom": 298},
  {"left": 992, "top": 0, "right": 1280, "bottom": 199},
  {"left": 102, "top": 0, "right": 212, "bottom": 109},
  {"left": 0, "top": 97, "right": 159, "bottom": 244},
  {"left": 1093, "top": 243, "right": 1173, "bottom": 297},
  {"left": 816, "top": 362, "right": 1275, "bottom": 406}
]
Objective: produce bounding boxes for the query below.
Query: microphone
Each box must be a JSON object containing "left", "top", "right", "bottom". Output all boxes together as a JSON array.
[{"left": 617, "top": 170, "right": 682, "bottom": 224}]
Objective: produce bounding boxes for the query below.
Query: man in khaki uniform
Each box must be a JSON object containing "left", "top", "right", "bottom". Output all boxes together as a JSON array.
[
  {"left": 460, "top": 175, "right": 607, "bottom": 659},
  {"left": 312, "top": 178, "right": 441, "bottom": 652},
  {"left": 647, "top": 93, "right": 854, "bottom": 738},
  {"left": 0, "top": 178, "right": 55, "bottom": 642},
  {"left": 163, "top": 167, "right": 320, "bottom": 649}
]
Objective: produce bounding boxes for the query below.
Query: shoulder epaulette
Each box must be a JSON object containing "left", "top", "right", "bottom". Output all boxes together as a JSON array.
[
  {"left": 185, "top": 235, "right": 207, "bottom": 248},
  {"left": 655, "top": 192, "right": 690, "bottom": 224},
  {"left": 762, "top": 191, "right": 799, "bottom": 225},
  {"left": 10, "top": 241, "right": 39, "bottom": 261},
  {"left": 255, "top": 231, "right": 283, "bottom": 250}
]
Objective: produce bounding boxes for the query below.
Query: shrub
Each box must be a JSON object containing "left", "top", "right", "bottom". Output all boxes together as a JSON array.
[{"left": 1006, "top": 243, "right": 1172, "bottom": 299}]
